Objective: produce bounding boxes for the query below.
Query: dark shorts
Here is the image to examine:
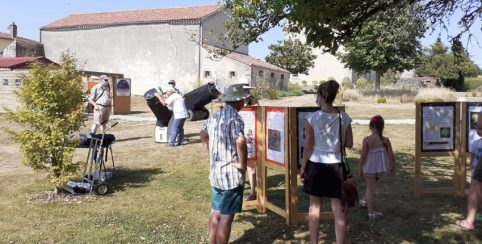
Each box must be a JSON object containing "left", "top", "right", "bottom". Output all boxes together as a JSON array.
[
  {"left": 302, "top": 161, "right": 343, "bottom": 198},
  {"left": 473, "top": 169, "right": 482, "bottom": 182},
  {"left": 212, "top": 186, "right": 244, "bottom": 215}
]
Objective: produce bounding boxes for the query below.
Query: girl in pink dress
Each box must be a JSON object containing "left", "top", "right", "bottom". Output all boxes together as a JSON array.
[{"left": 359, "top": 115, "right": 396, "bottom": 219}]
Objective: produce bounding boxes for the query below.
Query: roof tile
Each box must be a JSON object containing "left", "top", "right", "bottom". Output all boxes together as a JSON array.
[
  {"left": 0, "top": 57, "right": 55, "bottom": 69},
  {"left": 41, "top": 4, "right": 222, "bottom": 30},
  {"left": 0, "top": 32, "right": 40, "bottom": 44}
]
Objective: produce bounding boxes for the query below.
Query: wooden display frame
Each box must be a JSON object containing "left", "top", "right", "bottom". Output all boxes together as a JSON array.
[
  {"left": 460, "top": 102, "right": 482, "bottom": 195},
  {"left": 415, "top": 102, "right": 463, "bottom": 197},
  {"left": 261, "top": 106, "right": 291, "bottom": 225},
  {"left": 289, "top": 106, "right": 345, "bottom": 225}
]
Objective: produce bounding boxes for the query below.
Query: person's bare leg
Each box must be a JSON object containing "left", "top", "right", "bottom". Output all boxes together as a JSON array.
[
  {"left": 309, "top": 196, "right": 323, "bottom": 244},
  {"left": 209, "top": 209, "right": 221, "bottom": 244},
  {"left": 90, "top": 123, "right": 98, "bottom": 135},
  {"left": 216, "top": 214, "right": 235, "bottom": 244},
  {"left": 456, "top": 179, "right": 482, "bottom": 230},
  {"left": 331, "top": 198, "right": 347, "bottom": 244},
  {"left": 366, "top": 176, "right": 377, "bottom": 215},
  {"left": 245, "top": 166, "right": 257, "bottom": 201}
]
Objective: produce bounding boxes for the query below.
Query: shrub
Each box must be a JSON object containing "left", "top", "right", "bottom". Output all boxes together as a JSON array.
[
  {"left": 342, "top": 77, "right": 351, "bottom": 85},
  {"left": 301, "top": 80, "right": 307, "bottom": 86},
  {"left": 319, "top": 80, "right": 326, "bottom": 85},
  {"left": 343, "top": 89, "right": 361, "bottom": 102},
  {"left": 414, "top": 98, "right": 426, "bottom": 103},
  {"left": 265, "top": 89, "right": 280, "bottom": 99},
  {"left": 377, "top": 97, "right": 387, "bottom": 103},
  {"left": 288, "top": 83, "right": 303, "bottom": 93},
  {"left": 473, "top": 92, "right": 477, "bottom": 97},
  {"left": 345, "top": 83, "right": 354, "bottom": 89},
  {"left": 327, "top": 77, "right": 336, "bottom": 82},
  {"left": 278, "top": 90, "right": 304, "bottom": 97},
  {"left": 356, "top": 77, "right": 368, "bottom": 88},
  {"left": 432, "top": 98, "right": 444, "bottom": 102},
  {"left": 312, "top": 80, "right": 318, "bottom": 85},
  {"left": 314, "top": 85, "right": 319, "bottom": 91},
  {"left": 415, "top": 87, "right": 455, "bottom": 102}
]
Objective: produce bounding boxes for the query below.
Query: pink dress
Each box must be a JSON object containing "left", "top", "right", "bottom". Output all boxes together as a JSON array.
[{"left": 363, "top": 147, "right": 390, "bottom": 176}]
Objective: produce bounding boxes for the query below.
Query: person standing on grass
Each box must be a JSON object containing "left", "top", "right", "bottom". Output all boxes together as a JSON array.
[
  {"left": 88, "top": 75, "right": 111, "bottom": 136},
  {"left": 300, "top": 80, "right": 353, "bottom": 244},
  {"left": 243, "top": 85, "right": 259, "bottom": 202},
  {"left": 358, "top": 115, "right": 396, "bottom": 219},
  {"left": 455, "top": 114, "right": 482, "bottom": 231},
  {"left": 155, "top": 87, "right": 188, "bottom": 147},
  {"left": 200, "top": 83, "right": 250, "bottom": 244}
]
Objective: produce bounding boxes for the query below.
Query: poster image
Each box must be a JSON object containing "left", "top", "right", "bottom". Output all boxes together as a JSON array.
[
  {"left": 268, "top": 129, "right": 281, "bottom": 152},
  {"left": 467, "top": 105, "right": 482, "bottom": 152},
  {"left": 266, "top": 108, "right": 285, "bottom": 165},
  {"left": 116, "top": 79, "right": 131, "bottom": 96},
  {"left": 421, "top": 104, "right": 455, "bottom": 151},
  {"left": 238, "top": 108, "right": 257, "bottom": 160},
  {"left": 297, "top": 109, "right": 318, "bottom": 166}
]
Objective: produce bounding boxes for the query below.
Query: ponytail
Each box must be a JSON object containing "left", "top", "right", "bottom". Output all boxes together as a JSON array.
[{"left": 369, "top": 115, "right": 386, "bottom": 148}]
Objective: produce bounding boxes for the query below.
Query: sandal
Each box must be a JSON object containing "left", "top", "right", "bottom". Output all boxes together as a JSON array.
[
  {"left": 359, "top": 199, "right": 367, "bottom": 207},
  {"left": 369, "top": 212, "right": 383, "bottom": 219}
]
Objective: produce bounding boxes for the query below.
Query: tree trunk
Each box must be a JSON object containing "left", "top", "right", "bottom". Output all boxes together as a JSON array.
[{"left": 375, "top": 72, "right": 381, "bottom": 96}]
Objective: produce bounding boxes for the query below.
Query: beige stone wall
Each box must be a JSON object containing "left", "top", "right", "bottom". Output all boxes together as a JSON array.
[
  {"left": 199, "top": 48, "right": 251, "bottom": 87},
  {"left": 250, "top": 67, "right": 290, "bottom": 90},
  {"left": 0, "top": 69, "right": 28, "bottom": 112}
]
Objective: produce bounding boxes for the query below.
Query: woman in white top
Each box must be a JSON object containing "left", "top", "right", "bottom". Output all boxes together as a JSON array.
[{"left": 300, "top": 80, "right": 353, "bottom": 244}]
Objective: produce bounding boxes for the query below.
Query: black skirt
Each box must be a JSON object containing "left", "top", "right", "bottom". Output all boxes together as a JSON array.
[{"left": 302, "top": 160, "right": 343, "bottom": 198}]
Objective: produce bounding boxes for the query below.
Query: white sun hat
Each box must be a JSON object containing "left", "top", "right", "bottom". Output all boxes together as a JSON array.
[{"left": 220, "top": 83, "right": 251, "bottom": 102}]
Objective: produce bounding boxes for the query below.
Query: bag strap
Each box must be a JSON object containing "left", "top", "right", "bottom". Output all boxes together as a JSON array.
[
  {"left": 338, "top": 110, "right": 350, "bottom": 177},
  {"left": 94, "top": 88, "right": 105, "bottom": 103}
]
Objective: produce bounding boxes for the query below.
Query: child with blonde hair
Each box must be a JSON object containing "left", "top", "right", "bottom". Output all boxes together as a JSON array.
[{"left": 359, "top": 115, "right": 396, "bottom": 219}]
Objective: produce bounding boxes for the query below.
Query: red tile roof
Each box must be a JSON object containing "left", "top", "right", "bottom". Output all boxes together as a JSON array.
[
  {"left": 41, "top": 4, "right": 223, "bottom": 30},
  {"left": 0, "top": 57, "right": 56, "bottom": 70},
  {"left": 0, "top": 32, "right": 40, "bottom": 44},
  {"left": 204, "top": 45, "right": 290, "bottom": 73}
]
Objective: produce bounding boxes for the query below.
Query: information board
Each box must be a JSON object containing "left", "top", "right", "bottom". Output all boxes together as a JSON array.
[
  {"left": 421, "top": 103, "right": 456, "bottom": 152},
  {"left": 295, "top": 107, "right": 320, "bottom": 167},
  {"left": 265, "top": 107, "right": 285, "bottom": 165},
  {"left": 239, "top": 107, "right": 257, "bottom": 160},
  {"left": 116, "top": 78, "right": 131, "bottom": 96},
  {"left": 466, "top": 103, "right": 482, "bottom": 153}
]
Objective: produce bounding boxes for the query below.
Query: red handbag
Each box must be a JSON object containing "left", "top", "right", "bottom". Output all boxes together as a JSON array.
[{"left": 338, "top": 110, "right": 359, "bottom": 209}]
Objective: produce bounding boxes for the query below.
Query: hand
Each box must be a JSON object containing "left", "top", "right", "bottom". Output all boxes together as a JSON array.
[
  {"left": 391, "top": 168, "right": 396, "bottom": 176},
  {"left": 300, "top": 169, "right": 306, "bottom": 184},
  {"left": 359, "top": 168, "right": 364, "bottom": 178},
  {"left": 230, "top": 162, "right": 246, "bottom": 175},
  {"left": 94, "top": 105, "right": 99, "bottom": 111}
]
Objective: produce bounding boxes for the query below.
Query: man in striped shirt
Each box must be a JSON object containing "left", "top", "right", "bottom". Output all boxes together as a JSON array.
[{"left": 200, "top": 83, "right": 250, "bottom": 244}]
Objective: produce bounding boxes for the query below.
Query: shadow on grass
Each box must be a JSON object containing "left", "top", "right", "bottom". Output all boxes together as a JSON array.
[
  {"left": 107, "top": 167, "right": 164, "bottom": 193},
  {"left": 115, "top": 136, "right": 151, "bottom": 143},
  {"left": 129, "top": 111, "right": 149, "bottom": 115}
]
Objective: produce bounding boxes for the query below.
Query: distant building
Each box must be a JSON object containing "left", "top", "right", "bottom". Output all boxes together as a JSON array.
[
  {"left": 40, "top": 4, "right": 288, "bottom": 95},
  {"left": 0, "top": 57, "right": 56, "bottom": 111},
  {"left": 0, "top": 22, "right": 44, "bottom": 58}
]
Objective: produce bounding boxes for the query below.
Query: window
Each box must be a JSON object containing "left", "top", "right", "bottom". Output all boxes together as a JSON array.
[
  {"left": 2, "top": 79, "right": 8, "bottom": 85},
  {"left": 259, "top": 71, "right": 264, "bottom": 77},
  {"left": 204, "top": 71, "right": 211, "bottom": 78},
  {"left": 271, "top": 73, "right": 275, "bottom": 78},
  {"left": 292, "top": 74, "right": 298, "bottom": 77},
  {"left": 229, "top": 71, "right": 236, "bottom": 78},
  {"left": 281, "top": 74, "right": 285, "bottom": 80},
  {"left": 15, "top": 79, "right": 21, "bottom": 85}
]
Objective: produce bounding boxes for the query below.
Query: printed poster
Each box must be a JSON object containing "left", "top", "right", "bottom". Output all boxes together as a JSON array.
[
  {"left": 116, "top": 79, "right": 131, "bottom": 96},
  {"left": 466, "top": 104, "right": 482, "bottom": 153},
  {"left": 421, "top": 104, "right": 455, "bottom": 151},
  {"left": 239, "top": 107, "right": 257, "bottom": 160},
  {"left": 266, "top": 107, "right": 285, "bottom": 165}
]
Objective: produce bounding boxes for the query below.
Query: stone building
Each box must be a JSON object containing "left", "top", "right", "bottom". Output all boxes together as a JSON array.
[
  {"left": 0, "top": 22, "right": 44, "bottom": 58},
  {"left": 0, "top": 57, "right": 56, "bottom": 112},
  {"left": 40, "top": 4, "right": 286, "bottom": 95}
]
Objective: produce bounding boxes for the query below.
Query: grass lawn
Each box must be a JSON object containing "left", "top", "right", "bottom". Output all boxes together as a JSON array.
[{"left": 1, "top": 98, "right": 481, "bottom": 243}]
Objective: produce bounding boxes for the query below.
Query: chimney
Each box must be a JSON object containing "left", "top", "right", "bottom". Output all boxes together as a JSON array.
[{"left": 8, "top": 22, "right": 17, "bottom": 38}]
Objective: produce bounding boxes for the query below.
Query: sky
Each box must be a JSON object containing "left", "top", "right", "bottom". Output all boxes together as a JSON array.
[{"left": 1, "top": 0, "right": 481, "bottom": 67}]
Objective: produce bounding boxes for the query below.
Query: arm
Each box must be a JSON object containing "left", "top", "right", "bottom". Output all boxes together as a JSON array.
[
  {"left": 230, "top": 136, "right": 247, "bottom": 174},
  {"left": 200, "top": 131, "right": 210, "bottom": 153},
  {"left": 300, "top": 119, "right": 314, "bottom": 183},
  {"left": 470, "top": 153, "right": 476, "bottom": 172},
  {"left": 385, "top": 138, "right": 397, "bottom": 176},
  {"left": 154, "top": 93, "right": 168, "bottom": 107},
  {"left": 88, "top": 88, "right": 99, "bottom": 111},
  {"left": 251, "top": 97, "right": 260, "bottom": 106},
  {"left": 344, "top": 125, "right": 353, "bottom": 149},
  {"left": 359, "top": 138, "right": 369, "bottom": 177}
]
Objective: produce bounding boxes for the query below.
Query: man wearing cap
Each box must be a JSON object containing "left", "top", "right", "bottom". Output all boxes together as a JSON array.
[
  {"left": 88, "top": 75, "right": 111, "bottom": 135},
  {"left": 168, "top": 80, "right": 183, "bottom": 97},
  {"left": 154, "top": 87, "right": 188, "bottom": 147},
  {"left": 200, "top": 83, "right": 249, "bottom": 244}
]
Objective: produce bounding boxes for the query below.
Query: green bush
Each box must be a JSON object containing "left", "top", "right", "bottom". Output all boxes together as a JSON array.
[
  {"left": 314, "top": 85, "right": 319, "bottom": 91},
  {"left": 265, "top": 89, "right": 280, "bottom": 99},
  {"left": 356, "top": 77, "right": 368, "bottom": 88},
  {"left": 432, "top": 98, "right": 444, "bottom": 102},
  {"left": 414, "top": 98, "right": 426, "bottom": 103},
  {"left": 288, "top": 83, "right": 303, "bottom": 92},
  {"left": 301, "top": 80, "right": 307, "bottom": 86},
  {"left": 342, "top": 77, "right": 351, "bottom": 85},
  {"left": 319, "top": 80, "right": 326, "bottom": 85},
  {"left": 278, "top": 90, "right": 304, "bottom": 97},
  {"left": 473, "top": 92, "right": 477, "bottom": 97},
  {"left": 327, "top": 77, "right": 336, "bottom": 82},
  {"left": 312, "top": 80, "right": 318, "bottom": 85},
  {"left": 465, "top": 78, "right": 482, "bottom": 90},
  {"left": 344, "top": 83, "right": 354, "bottom": 89},
  {"left": 377, "top": 97, "right": 386, "bottom": 103}
]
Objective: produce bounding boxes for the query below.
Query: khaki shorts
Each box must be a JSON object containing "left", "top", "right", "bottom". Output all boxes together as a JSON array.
[{"left": 94, "top": 105, "right": 111, "bottom": 124}]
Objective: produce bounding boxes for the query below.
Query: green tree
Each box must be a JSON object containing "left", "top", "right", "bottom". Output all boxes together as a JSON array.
[
  {"left": 265, "top": 39, "right": 317, "bottom": 75},
  {"left": 4, "top": 52, "right": 87, "bottom": 188},
  {"left": 416, "top": 39, "right": 479, "bottom": 90},
  {"left": 220, "top": 0, "right": 480, "bottom": 55},
  {"left": 336, "top": 5, "right": 425, "bottom": 95}
]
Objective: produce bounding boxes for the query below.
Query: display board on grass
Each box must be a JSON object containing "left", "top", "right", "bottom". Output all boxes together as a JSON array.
[
  {"left": 265, "top": 107, "right": 286, "bottom": 166},
  {"left": 420, "top": 103, "right": 456, "bottom": 152},
  {"left": 465, "top": 103, "right": 482, "bottom": 153},
  {"left": 239, "top": 107, "right": 258, "bottom": 160}
]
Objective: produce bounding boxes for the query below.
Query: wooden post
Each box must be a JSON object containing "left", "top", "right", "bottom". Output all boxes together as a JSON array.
[
  {"left": 415, "top": 103, "right": 422, "bottom": 198},
  {"left": 288, "top": 107, "right": 299, "bottom": 226}
]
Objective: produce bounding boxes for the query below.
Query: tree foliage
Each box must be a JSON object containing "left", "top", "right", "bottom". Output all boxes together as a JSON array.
[
  {"left": 336, "top": 5, "right": 425, "bottom": 95},
  {"left": 415, "top": 39, "right": 480, "bottom": 90},
  {"left": 265, "top": 39, "right": 317, "bottom": 75},
  {"left": 4, "top": 52, "right": 87, "bottom": 187},
  {"left": 220, "top": 0, "right": 482, "bottom": 55}
]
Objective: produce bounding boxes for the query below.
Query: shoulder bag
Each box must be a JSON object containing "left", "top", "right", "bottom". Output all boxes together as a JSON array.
[
  {"left": 87, "top": 87, "right": 105, "bottom": 110},
  {"left": 338, "top": 110, "right": 359, "bottom": 209}
]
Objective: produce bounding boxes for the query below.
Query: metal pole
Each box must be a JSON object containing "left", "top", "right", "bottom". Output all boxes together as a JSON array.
[{"left": 69, "top": 1, "right": 71, "bottom": 15}]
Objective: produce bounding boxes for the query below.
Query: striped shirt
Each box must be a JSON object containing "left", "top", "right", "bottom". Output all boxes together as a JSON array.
[
  {"left": 89, "top": 83, "right": 111, "bottom": 106},
  {"left": 201, "top": 104, "right": 245, "bottom": 190}
]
